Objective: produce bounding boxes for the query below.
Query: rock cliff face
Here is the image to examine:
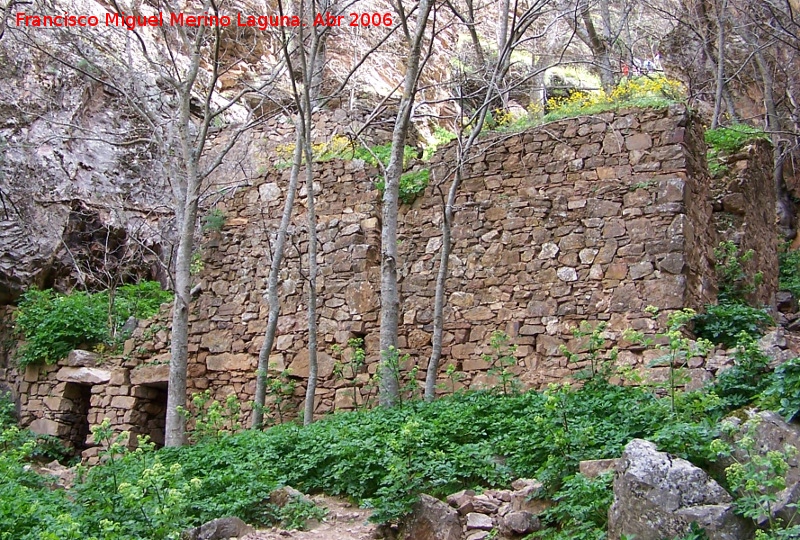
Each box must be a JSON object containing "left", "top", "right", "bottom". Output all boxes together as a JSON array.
[{"left": 0, "top": 26, "right": 174, "bottom": 301}]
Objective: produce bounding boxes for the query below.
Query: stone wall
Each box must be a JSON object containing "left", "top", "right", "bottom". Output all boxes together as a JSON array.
[
  {"left": 128, "top": 104, "right": 726, "bottom": 417},
  {"left": 0, "top": 104, "right": 781, "bottom": 450},
  {"left": 710, "top": 139, "right": 778, "bottom": 306}
]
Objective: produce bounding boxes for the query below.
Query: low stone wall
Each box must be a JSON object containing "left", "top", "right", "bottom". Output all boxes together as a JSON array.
[{"left": 8, "top": 350, "right": 169, "bottom": 459}]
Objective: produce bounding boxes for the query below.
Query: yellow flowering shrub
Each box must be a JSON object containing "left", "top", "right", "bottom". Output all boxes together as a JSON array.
[{"left": 544, "top": 75, "right": 684, "bottom": 122}]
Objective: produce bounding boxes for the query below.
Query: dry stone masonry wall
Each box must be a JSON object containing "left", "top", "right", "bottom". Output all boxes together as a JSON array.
[
  {"left": 128, "top": 104, "right": 732, "bottom": 416},
  {"left": 0, "top": 105, "right": 780, "bottom": 451}
]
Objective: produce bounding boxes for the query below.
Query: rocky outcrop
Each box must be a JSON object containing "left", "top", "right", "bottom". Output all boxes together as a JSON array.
[
  {"left": 0, "top": 28, "right": 176, "bottom": 301},
  {"left": 181, "top": 517, "right": 253, "bottom": 540},
  {"left": 399, "top": 494, "right": 462, "bottom": 540},
  {"left": 608, "top": 439, "right": 753, "bottom": 540}
]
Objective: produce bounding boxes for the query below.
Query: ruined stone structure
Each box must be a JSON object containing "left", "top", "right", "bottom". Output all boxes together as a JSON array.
[{"left": 0, "top": 104, "right": 779, "bottom": 457}]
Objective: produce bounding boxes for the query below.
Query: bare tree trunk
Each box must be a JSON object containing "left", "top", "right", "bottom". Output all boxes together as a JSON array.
[
  {"left": 165, "top": 168, "right": 200, "bottom": 446},
  {"left": 252, "top": 133, "right": 303, "bottom": 428},
  {"left": 299, "top": 11, "right": 321, "bottom": 425},
  {"left": 497, "top": 0, "right": 510, "bottom": 63},
  {"left": 711, "top": 0, "right": 727, "bottom": 129},
  {"left": 424, "top": 168, "right": 457, "bottom": 400},
  {"left": 424, "top": 79, "right": 501, "bottom": 401},
  {"left": 424, "top": 1, "right": 547, "bottom": 400},
  {"left": 742, "top": 25, "right": 794, "bottom": 238},
  {"left": 444, "top": 0, "right": 484, "bottom": 65},
  {"left": 569, "top": 0, "right": 615, "bottom": 92},
  {"left": 302, "top": 138, "right": 319, "bottom": 425},
  {"left": 379, "top": 0, "right": 433, "bottom": 406}
]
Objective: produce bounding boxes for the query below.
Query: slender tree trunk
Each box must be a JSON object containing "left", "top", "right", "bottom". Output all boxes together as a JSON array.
[
  {"left": 379, "top": 0, "right": 433, "bottom": 406},
  {"left": 298, "top": 1, "right": 321, "bottom": 425},
  {"left": 579, "top": 0, "right": 615, "bottom": 92},
  {"left": 300, "top": 73, "right": 319, "bottom": 427},
  {"left": 711, "top": 0, "right": 727, "bottom": 129},
  {"left": 497, "top": 0, "right": 510, "bottom": 65},
  {"left": 252, "top": 132, "right": 303, "bottom": 428},
  {"left": 424, "top": 97, "right": 494, "bottom": 401},
  {"left": 165, "top": 168, "right": 200, "bottom": 447},
  {"left": 743, "top": 26, "right": 794, "bottom": 238},
  {"left": 302, "top": 135, "right": 319, "bottom": 425},
  {"left": 424, "top": 168, "right": 458, "bottom": 400}
]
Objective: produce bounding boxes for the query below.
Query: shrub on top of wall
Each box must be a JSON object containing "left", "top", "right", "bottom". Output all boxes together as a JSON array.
[{"left": 13, "top": 281, "right": 172, "bottom": 367}]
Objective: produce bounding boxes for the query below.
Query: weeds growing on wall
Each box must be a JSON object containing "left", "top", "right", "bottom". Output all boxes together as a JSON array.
[
  {"left": 13, "top": 282, "right": 172, "bottom": 367},
  {"left": 705, "top": 124, "right": 769, "bottom": 178},
  {"left": 476, "top": 75, "right": 684, "bottom": 135},
  {"left": 201, "top": 208, "right": 226, "bottom": 232}
]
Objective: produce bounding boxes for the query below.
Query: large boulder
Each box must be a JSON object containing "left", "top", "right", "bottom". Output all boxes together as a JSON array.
[
  {"left": 399, "top": 494, "right": 462, "bottom": 540},
  {"left": 608, "top": 439, "right": 753, "bottom": 540},
  {"left": 181, "top": 516, "right": 253, "bottom": 540}
]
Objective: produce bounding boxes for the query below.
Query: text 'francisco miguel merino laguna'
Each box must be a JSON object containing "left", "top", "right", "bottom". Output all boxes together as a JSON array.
[{"left": 15, "top": 10, "right": 393, "bottom": 29}]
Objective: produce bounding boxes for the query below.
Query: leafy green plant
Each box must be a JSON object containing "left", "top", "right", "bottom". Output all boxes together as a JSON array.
[
  {"left": 179, "top": 390, "right": 242, "bottom": 442},
  {"left": 705, "top": 124, "right": 769, "bottom": 154},
  {"left": 13, "top": 283, "right": 172, "bottom": 367},
  {"left": 265, "top": 369, "right": 297, "bottom": 426},
  {"left": 626, "top": 307, "right": 713, "bottom": 411},
  {"left": 778, "top": 245, "right": 800, "bottom": 297},
  {"left": 712, "top": 332, "right": 772, "bottom": 409},
  {"left": 114, "top": 282, "right": 173, "bottom": 322},
  {"left": 13, "top": 289, "right": 109, "bottom": 366},
  {"left": 76, "top": 421, "right": 202, "bottom": 539},
  {"left": 271, "top": 494, "right": 328, "bottom": 530},
  {"left": 758, "top": 357, "right": 800, "bottom": 422},
  {"left": 689, "top": 242, "right": 772, "bottom": 347},
  {"left": 531, "top": 472, "right": 614, "bottom": 540},
  {"left": 422, "top": 126, "right": 456, "bottom": 160},
  {"left": 374, "top": 169, "right": 430, "bottom": 205},
  {"left": 439, "top": 363, "right": 464, "bottom": 395},
  {"left": 713, "top": 241, "right": 762, "bottom": 304},
  {"left": 201, "top": 208, "right": 226, "bottom": 232},
  {"left": 672, "top": 522, "right": 711, "bottom": 540},
  {"left": 378, "top": 346, "right": 419, "bottom": 405},
  {"left": 482, "top": 331, "right": 520, "bottom": 395},
  {"left": 332, "top": 338, "right": 367, "bottom": 411},
  {"left": 705, "top": 125, "right": 768, "bottom": 179},
  {"left": 561, "top": 321, "right": 618, "bottom": 380},
  {"left": 711, "top": 417, "right": 800, "bottom": 537},
  {"left": 693, "top": 304, "right": 773, "bottom": 348},
  {"left": 352, "top": 143, "right": 417, "bottom": 168}
]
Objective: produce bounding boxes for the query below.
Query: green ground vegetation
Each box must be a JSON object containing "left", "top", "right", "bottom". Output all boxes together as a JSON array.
[
  {"left": 3, "top": 318, "right": 800, "bottom": 539},
  {"left": 692, "top": 241, "right": 773, "bottom": 348}
]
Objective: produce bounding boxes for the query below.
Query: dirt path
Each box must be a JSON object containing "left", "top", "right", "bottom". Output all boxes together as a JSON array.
[{"left": 241, "top": 495, "right": 379, "bottom": 540}]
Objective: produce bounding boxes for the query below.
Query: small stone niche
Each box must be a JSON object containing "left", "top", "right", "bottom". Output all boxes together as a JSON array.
[
  {"left": 131, "top": 384, "right": 168, "bottom": 447},
  {"left": 59, "top": 383, "right": 92, "bottom": 450}
]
